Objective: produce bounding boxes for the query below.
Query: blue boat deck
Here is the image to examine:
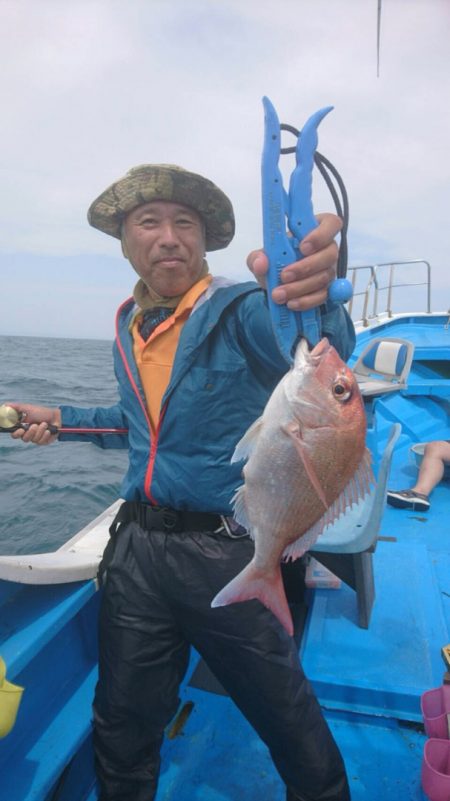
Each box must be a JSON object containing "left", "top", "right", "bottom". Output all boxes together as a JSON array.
[
  {"left": 155, "top": 314, "right": 450, "bottom": 801},
  {"left": 155, "top": 470, "right": 448, "bottom": 800},
  {"left": 157, "top": 692, "right": 426, "bottom": 801}
]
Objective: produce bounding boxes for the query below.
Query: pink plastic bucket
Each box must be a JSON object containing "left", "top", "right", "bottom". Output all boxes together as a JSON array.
[
  {"left": 421, "top": 686, "right": 450, "bottom": 739},
  {"left": 422, "top": 739, "right": 450, "bottom": 801}
]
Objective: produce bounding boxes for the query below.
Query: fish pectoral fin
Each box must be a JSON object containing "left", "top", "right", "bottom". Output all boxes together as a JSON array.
[
  {"left": 231, "top": 416, "right": 264, "bottom": 463},
  {"left": 282, "top": 422, "right": 328, "bottom": 510},
  {"left": 283, "top": 448, "right": 375, "bottom": 561},
  {"left": 316, "top": 447, "right": 375, "bottom": 529},
  {"left": 282, "top": 516, "right": 326, "bottom": 562}
]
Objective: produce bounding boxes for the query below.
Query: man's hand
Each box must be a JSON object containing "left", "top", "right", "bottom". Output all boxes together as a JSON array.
[
  {"left": 8, "top": 403, "right": 61, "bottom": 445},
  {"left": 247, "top": 213, "right": 342, "bottom": 311}
]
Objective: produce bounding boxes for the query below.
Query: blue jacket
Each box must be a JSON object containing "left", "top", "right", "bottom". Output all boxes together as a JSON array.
[{"left": 60, "top": 279, "right": 355, "bottom": 514}]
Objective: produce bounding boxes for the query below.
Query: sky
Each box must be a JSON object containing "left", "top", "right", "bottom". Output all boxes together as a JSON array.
[{"left": 0, "top": 0, "right": 449, "bottom": 339}]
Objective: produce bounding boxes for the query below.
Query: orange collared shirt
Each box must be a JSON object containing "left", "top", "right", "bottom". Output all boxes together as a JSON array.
[{"left": 132, "top": 275, "right": 212, "bottom": 432}]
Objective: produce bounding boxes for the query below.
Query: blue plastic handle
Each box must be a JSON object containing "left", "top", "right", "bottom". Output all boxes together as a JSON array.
[{"left": 261, "top": 97, "right": 332, "bottom": 362}]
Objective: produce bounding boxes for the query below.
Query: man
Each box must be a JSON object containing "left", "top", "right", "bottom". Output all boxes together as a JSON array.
[
  {"left": 11, "top": 164, "right": 355, "bottom": 801},
  {"left": 387, "top": 439, "right": 450, "bottom": 511}
]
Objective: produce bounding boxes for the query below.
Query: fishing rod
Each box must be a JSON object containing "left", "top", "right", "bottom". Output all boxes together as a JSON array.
[{"left": 0, "top": 405, "right": 128, "bottom": 436}]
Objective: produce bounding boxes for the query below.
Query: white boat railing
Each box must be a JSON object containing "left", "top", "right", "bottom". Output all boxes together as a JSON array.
[{"left": 347, "top": 259, "right": 431, "bottom": 326}]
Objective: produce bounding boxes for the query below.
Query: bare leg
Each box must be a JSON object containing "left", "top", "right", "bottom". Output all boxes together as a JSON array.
[
  {"left": 387, "top": 440, "right": 450, "bottom": 511},
  {"left": 413, "top": 441, "right": 450, "bottom": 496}
]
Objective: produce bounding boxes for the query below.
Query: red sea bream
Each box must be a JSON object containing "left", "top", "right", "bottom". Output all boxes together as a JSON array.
[{"left": 211, "top": 337, "right": 373, "bottom": 635}]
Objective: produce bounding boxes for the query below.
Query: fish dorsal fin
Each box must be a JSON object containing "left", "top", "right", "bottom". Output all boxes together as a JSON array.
[
  {"left": 282, "top": 421, "right": 328, "bottom": 510},
  {"left": 231, "top": 416, "right": 264, "bottom": 464},
  {"left": 281, "top": 447, "right": 374, "bottom": 562}
]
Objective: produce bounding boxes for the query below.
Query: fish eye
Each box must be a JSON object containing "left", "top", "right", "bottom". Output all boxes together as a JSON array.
[{"left": 332, "top": 380, "right": 352, "bottom": 402}]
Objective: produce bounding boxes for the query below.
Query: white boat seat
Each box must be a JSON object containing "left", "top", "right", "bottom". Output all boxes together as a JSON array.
[
  {"left": 310, "top": 423, "right": 401, "bottom": 628},
  {"left": 353, "top": 338, "right": 414, "bottom": 396}
]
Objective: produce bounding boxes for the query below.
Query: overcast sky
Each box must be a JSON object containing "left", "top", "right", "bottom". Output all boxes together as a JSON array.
[{"left": 1, "top": 0, "right": 449, "bottom": 339}]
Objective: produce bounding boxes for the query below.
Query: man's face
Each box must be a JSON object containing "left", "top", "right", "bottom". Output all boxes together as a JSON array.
[{"left": 122, "top": 201, "right": 206, "bottom": 297}]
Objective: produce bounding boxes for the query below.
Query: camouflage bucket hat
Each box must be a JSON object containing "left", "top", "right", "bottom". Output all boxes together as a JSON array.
[{"left": 87, "top": 164, "right": 235, "bottom": 251}]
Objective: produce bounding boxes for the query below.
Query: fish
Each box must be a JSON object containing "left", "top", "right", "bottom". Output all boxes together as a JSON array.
[{"left": 211, "top": 337, "right": 373, "bottom": 636}]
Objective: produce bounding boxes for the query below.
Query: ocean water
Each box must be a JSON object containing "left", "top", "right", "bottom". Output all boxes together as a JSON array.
[{"left": 0, "top": 335, "right": 128, "bottom": 555}]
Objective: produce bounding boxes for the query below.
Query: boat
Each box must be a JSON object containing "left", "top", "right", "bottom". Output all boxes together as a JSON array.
[{"left": 1, "top": 259, "right": 449, "bottom": 801}]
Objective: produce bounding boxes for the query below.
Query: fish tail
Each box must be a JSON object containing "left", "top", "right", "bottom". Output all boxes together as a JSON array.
[{"left": 211, "top": 561, "right": 294, "bottom": 637}]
